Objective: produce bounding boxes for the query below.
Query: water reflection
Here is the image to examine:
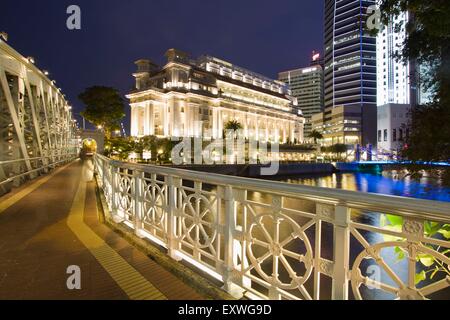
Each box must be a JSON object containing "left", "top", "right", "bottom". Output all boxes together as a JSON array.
[{"left": 274, "top": 171, "right": 450, "bottom": 202}]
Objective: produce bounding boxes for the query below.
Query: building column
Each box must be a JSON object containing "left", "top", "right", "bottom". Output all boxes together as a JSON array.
[
  {"left": 212, "top": 108, "right": 218, "bottom": 139},
  {"left": 191, "top": 105, "right": 199, "bottom": 137},
  {"left": 130, "top": 106, "right": 137, "bottom": 137},
  {"left": 143, "top": 102, "right": 150, "bottom": 136},
  {"left": 185, "top": 104, "right": 190, "bottom": 137},
  {"left": 163, "top": 103, "right": 169, "bottom": 137},
  {"left": 218, "top": 109, "right": 223, "bottom": 138},
  {"left": 290, "top": 121, "right": 295, "bottom": 143},
  {"left": 169, "top": 98, "right": 176, "bottom": 137},
  {"left": 244, "top": 113, "right": 248, "bottom": 138},
  {"left": 148, "top": 102, "right": 155, "bottom": 135},
  {"left": 255, "top": 116, "right": 259, "bottom": 141},
  {"left": 274, "top": 122, "right": 280, "bottom": 143}
]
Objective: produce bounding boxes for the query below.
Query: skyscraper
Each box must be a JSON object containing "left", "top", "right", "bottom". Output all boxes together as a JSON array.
[
  {"left": 376, "top": 11, "right": 410, "bottom": 106},
  {"left": 278, "top": 52, "right": 324, "bottom": 137},
  {"left": 376, "top": 11, "right": 414, "bottom": 158},
  {"left": 322, "top": 0, "right": 378, "bottom": 146}
]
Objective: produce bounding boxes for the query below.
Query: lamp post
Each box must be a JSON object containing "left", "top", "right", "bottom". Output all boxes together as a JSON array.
[{"left": 0, "top": 32, "right": 8, "bottom": 42}]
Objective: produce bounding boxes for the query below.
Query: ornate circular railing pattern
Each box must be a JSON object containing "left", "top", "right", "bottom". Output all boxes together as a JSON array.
[
  {"left": 351, "top": 241, "right": 450, "bottom": 300},
  {"left": 118, "top": 174, "right": 133, "bottom": 217},
  {"left": 143, "top": 181, "right": 166, "bottom": 228},
  {"left": 180, "top": 193, "right": 217, "bottom": 249},
  {"left": 246, "top": 212, "right": 314, "bottom": 291}
]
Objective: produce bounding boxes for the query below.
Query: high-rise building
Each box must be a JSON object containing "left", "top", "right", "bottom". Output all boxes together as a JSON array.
[
  {"left": 278, "top": 53, "right": 324, "bottom": 137},
  {"left": 376, "top": 11, "right": 411, "bottom": 106},
  {"left": 375, "top": 11, "right": 420, "bottom": 158},
  {"left": 128, "top": 49, "right": 304, "bottom": 144},
  {"left": 320, "top": 0, "right": 378, "bottom": 147}
]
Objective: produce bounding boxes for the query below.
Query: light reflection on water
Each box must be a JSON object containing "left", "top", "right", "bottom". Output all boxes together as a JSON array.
[{"left": 272, "top": 170, "right": 450, "bottom": 202}]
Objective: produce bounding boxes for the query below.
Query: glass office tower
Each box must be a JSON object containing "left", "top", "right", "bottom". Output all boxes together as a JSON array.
[{"left": 323, "top": 0, "right": 377, "bottom": 146}]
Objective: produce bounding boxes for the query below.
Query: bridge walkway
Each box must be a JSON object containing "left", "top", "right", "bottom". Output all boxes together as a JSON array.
[{"left": 0, "top": 159, "right": 203, "bottom": 300}]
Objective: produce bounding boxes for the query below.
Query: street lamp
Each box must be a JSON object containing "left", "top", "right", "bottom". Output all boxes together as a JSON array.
[{"left": 0, "top": 32, "right": 8, "bottom": 42}]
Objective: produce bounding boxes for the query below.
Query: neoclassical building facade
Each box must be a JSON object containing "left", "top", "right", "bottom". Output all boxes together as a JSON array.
[{"left": 127, "top": 49, "right": 304, "bottom": 143}]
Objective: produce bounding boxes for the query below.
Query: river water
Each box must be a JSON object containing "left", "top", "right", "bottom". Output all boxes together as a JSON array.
[{"left": 272, "top": 170, "right": 450, "bottom": 202}]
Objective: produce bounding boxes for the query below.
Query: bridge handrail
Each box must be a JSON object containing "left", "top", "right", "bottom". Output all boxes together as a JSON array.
[
  {"left": 0, "top": 153, "right": 78, "bottom": 187},
  {"left": 94, "top": 154, "right": 450, "bottom": 300},
  {"left": 0, "top": 153, "right": 74, "bottom": 165},
  {"left": 96, "top": 154, "right": 450, "bottom": 221}
]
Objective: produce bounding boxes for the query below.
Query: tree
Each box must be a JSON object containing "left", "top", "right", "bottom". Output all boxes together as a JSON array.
[
  {"left": 224, "top": 120, "right": 243, "bottom": 131},
  {"left": 378, "top": 1, "right": 450, "bottom": 164},
  {"left": 308, "top": 130, "right": 323, "bottom": 144},
  {"left": 104, "top": 136, "right": 136, "bottom": 160},
  {"left": 223, "top": 120, "right": 243, "bottom": 139},
  {"left": 79, "top": 86, "right": 125, "bottom": 138}
]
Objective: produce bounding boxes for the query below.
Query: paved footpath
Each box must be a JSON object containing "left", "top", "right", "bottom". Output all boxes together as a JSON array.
[{"left": 0, "top": 159, "right": 203, "bottom": 300}]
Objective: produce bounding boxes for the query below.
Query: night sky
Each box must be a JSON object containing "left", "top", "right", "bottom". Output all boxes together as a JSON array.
[{"left": 1, "top": 0, "right": 324, "bottom": 132}]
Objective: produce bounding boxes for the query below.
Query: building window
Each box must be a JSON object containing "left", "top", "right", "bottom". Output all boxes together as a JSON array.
[
  {"left": 399, "top": 129, "right": 403, "bottom": 141},
  {"left": 393, "top": 129, "right": 397, "bottom": 142},
  {"left": 384, "top": 129, "right": 388, "bottom": 142},
  {"left": 378, "top": 130, "right": 381, "bottom": 142}
]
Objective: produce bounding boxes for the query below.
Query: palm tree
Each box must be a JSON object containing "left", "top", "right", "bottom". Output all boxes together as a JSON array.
[
  {"left": 224, "top": 120, "right": 243, "bottom": 131},
  {"left": 308, "top": 130, "right": 323, "bottom": 144},
  {"left": 223, "top": 120, "right": 243, "bottom": 139}
]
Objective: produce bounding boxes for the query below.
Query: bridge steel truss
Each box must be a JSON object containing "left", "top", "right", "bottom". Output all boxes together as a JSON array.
[{"left": 0, "top": 39, "right": 77, "bottom": 195}]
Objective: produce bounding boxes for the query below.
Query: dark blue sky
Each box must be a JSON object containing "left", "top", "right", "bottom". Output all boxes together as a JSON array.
[{"left": 1, "top": 0, "right": 324, "bottom": 131}]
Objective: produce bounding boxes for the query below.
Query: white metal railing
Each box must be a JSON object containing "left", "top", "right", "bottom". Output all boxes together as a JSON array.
[
  {"left": 0, "top": 153, "right": 77, "bottom": 188},
  {"left": 94, "top": 154, "right": 450, "bottom": 300}
]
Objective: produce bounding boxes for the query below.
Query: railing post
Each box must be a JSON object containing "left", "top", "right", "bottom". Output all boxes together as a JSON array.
[
  {"left": 102, "top": 157, "right": 106, "bottom": 189},
  {"left": 332, "top": 203, "right": 351, "bottom": 300},
  {"left": 111, "top": 164, "right": 122, "bottom": 222},
  {"left": 133, "top": 170, "right": 144, "bottom": 238},
  {"left": 167, "top": 175, "right": 181, "bottom": 261},
  {"left": 92, "top": 156, "right": 97, "bottom": 176},
  {"left": 221, "top": 185, "right": 244, "bottom": 299}
]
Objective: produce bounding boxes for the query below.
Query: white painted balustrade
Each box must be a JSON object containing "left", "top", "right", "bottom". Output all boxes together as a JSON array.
[{"left": 94, "top": 154, "right": 450, "bottom": 300}]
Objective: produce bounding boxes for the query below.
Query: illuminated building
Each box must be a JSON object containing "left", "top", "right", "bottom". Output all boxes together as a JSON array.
[
  {"left": 127, "top": 49, "right": 304, "bottom": 144},
  {"left": 376, "top": 11, "right": 411, "bottom": 106},
  {"left": 311, "top": 105, "right": 361, "bottom": 147},
  {"left": 376, "top": 11, "right": 415, "bottom": 157},
  {"left": 377, "top": 103, "right": 410, "bottom": 159},
  {"left": 320, "top": 0, "right": 378, "bottom": 147},
  {"left": 278, "top": 52, "right": 324, "bottom": 137}
]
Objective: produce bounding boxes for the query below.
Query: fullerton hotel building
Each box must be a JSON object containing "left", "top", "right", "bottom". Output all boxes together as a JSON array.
[{"left": 127, "top": 49, "right": 305, "bottom": 143}]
